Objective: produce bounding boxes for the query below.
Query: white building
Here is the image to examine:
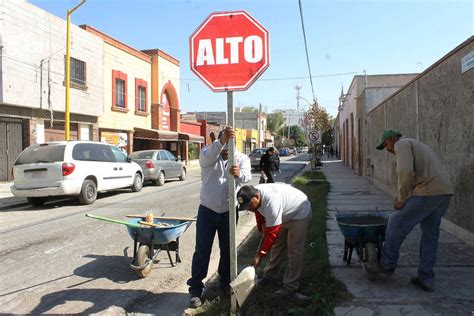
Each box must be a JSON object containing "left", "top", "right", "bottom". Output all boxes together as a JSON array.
[{"left": 0, "top": 0, "right": 104, "bottom": 181}]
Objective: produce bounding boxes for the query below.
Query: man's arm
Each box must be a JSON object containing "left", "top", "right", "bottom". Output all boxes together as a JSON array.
[
  {"left": 395, "top": 141, "right": 416, "bottom": 203},
  {"left": 199, "top": 141, "right": 224, "bottom": 167}
]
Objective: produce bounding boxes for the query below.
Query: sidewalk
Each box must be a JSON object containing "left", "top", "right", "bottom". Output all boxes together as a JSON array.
[
  {"left": 0, "top": 182, "right": 28, "bottom": 210},
  {"left": 322, "top": 158, "right": 474, "bottom": 315}
]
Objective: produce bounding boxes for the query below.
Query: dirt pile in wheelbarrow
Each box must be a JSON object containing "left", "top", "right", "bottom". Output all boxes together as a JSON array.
[{"left": 337, "top": 216, "right": 388, "bottom": 226}]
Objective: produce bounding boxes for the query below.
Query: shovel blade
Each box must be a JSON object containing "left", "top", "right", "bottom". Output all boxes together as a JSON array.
[{"left": 230, "top": 266, "right": 257, "bottom": 306}]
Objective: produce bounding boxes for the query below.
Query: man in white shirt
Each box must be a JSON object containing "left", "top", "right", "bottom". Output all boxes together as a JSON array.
[
  {"left": 237, "top": 183, "right": 312, "bottom": 299},
  {"left": 187, "top": 127, "right": 251, "bottom": 308}
]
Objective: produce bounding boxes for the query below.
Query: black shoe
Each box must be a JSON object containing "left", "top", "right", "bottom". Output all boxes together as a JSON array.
[
  {"left": 189, "top": 296, "right": 202, "bottom": 308},
  {"left": 411, "top": 277, "right": 434, "bottom": 292}
]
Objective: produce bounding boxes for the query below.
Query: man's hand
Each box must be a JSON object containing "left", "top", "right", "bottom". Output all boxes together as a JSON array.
[
  {"left": 394, "top": 200, "right": 405, "bottom": 210},
  {"left": 252, "top": 253, "right": 262, "bottom": 267},
  {"left": 230, "top": 165, "right": 240, "bottom": 177},
  {"left": 219, "top": 127, "right": 235, "bottom": 145}
]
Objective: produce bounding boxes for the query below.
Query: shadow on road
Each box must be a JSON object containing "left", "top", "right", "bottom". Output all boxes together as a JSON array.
[
  {"left": 30, "top": 288, "right": 189, "bottom": 314},
  {"left": 72, "top": 254, "right": 138, "bottom": 284}
]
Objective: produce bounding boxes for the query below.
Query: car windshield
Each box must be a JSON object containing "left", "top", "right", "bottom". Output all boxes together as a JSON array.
[
  {"left": 130, "top": 151, "right": 154, "bottom": 159},
  {"left": 15, "top": 144, "right": 65, "bottom": 165}
]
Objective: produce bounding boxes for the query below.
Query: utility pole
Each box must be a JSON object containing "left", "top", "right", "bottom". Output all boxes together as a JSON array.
[{"left": 65, "top": 0, "right": 86, "bottom": 140}]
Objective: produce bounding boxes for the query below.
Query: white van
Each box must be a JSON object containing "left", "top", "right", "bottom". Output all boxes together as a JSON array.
[{"left": 11, "top": 141, "right": 143, "bottom": 206}]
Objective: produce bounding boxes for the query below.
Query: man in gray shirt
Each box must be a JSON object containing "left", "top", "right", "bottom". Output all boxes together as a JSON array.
[{"left": 187, "top": 127, "right": 251, "bottom": 308}]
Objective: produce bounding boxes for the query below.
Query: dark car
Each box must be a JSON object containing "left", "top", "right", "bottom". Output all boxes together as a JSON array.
[
  {"left": 249, "top": 148, "right": 266, "bottom": 170},
  {"left": 130, "top": 150, "right": 186, "bottom": 186}
]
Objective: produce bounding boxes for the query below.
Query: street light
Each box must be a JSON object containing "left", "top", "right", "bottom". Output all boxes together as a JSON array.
[{"left": 65, "top": 0, "right": 86, "bottom": 140}]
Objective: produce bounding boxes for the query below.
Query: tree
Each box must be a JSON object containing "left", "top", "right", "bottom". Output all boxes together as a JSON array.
[
  {"left": 240, "top": 106, "right": 258, "bottom": 112},
  {"left": 289, "top": 125, "right": 307, "bottom": 147},
  {"left": 267, "top": 111, "right": 285, "bottom": 134}
]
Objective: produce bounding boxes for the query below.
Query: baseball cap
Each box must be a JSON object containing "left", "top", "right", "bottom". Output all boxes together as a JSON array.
[
  {"left": 376, "top": 129, "right": 402, "bottom": 150},
  {"left": 236, "top": 185, "right": 258, "bottom": 211}
]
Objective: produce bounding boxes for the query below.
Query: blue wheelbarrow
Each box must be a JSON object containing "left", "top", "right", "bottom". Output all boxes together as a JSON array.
[
  {"left": 86, "top": 213, "right": 194, "bottom": 278},
  {"left": 334, "top": 212, "right": 389, "bottom": 280}
]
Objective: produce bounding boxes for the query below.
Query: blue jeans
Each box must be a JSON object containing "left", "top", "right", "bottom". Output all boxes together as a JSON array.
[
  {"left": 380, "top": 195, "right": 451, "bottom": 286},
  {"left": 187, "top": 205, "right": 232, "bottom": 296}
]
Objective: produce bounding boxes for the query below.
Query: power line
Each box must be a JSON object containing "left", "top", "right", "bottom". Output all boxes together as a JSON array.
[{"left": 298, "top": 0, "right": 316, "bottom": 103}]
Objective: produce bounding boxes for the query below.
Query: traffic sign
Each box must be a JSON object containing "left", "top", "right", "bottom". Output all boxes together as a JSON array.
[
  {"left": 308, "top": 129, "right": 322, "bottom": 144},
  {"left": 190, "top": 11, "right": 270, "bottom": 92}
]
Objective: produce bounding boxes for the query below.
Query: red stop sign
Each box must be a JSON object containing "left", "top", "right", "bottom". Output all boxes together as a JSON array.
[{"left": 190, "top": 11, "right": 270, "bottom": 92}]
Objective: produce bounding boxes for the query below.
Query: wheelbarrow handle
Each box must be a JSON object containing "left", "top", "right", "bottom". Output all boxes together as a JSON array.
[
  {"left": 126, "top": 214, "right": 197, "bottom": 222},
  {"left": 86, "top": 214, "right": 141, "bottom": 228}
]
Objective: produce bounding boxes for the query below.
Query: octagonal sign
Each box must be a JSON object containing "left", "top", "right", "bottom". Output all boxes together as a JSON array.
[{"left": 190, "top": 11, "right": 270, "bottom": 92}]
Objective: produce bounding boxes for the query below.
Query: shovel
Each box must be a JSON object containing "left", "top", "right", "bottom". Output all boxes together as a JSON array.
[{"left": 229, "top": 236, "right": 263, "bottom": 306}]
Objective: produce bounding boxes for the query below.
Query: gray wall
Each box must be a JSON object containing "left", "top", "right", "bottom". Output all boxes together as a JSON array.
[{"left": 368, "top": 37, "right": 474, "bottom": 243}]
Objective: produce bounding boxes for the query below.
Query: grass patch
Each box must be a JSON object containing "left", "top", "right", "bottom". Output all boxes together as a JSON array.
[{"left": 198, "top": 171, "right": 350, "bottom": 315}]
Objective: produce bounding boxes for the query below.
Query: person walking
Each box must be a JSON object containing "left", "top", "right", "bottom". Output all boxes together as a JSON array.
[
  {"left": 187, "top": 127, "right": 252, "bottom": 307},
  {"left": 259, "top": 147, "right": 280, "bottom": 183},
  {"left": 236, "top": 183, "right": 312, "bottom": 299},
  {"left": 368, "top": 129, "right": 454, "bottom": 292}
]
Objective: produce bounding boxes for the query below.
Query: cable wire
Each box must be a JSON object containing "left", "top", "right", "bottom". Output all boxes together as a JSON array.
[{"left": 298, "top": 0, "right": 316, "bottom": 103}]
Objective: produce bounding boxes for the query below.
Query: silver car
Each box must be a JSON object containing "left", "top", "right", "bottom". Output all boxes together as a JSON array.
[{"left": 130, "top": 150, "right": 186, "bottom": 186}]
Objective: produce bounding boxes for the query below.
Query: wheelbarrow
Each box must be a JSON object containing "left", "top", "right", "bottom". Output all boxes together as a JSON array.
[
  {"left": 86, "top": 213, "right": 194, "bottom": 278},
  {"left": 334, "top": 212, "right": 389, "bottom": 280}
]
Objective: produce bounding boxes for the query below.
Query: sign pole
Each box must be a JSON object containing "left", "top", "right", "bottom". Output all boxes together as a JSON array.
[{"left": 227, "top": 91, "right": 238, "bottom": 314}]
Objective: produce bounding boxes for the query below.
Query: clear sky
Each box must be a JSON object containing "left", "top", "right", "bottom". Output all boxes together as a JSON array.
[{"left": 29, "top": 0, "right": 473, "bottom": 117}]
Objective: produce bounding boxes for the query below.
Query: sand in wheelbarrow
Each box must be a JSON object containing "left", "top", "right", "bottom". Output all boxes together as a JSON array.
[{"left": 338, "top": 215, "right": 388, "bottom": 226}]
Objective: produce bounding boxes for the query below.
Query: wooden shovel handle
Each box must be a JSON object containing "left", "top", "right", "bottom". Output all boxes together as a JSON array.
[{"left": 127, "top": 214, "right": 197, "bottom": 222}]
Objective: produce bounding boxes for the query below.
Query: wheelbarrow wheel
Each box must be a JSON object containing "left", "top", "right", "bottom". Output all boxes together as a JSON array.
[
  {"left": 364, "top": 242, "right": 378, "bottom": 281},
  {"left": 136, "top": 245, "right": 153, "bottom": 278}
]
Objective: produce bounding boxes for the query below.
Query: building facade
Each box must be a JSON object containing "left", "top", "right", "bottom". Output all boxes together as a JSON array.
[
  {"left": 80, "top": 25, "right": 151, "bottom": 154},
  {"left": 0, "top": 1, "right": 103, "bottom": 181}
]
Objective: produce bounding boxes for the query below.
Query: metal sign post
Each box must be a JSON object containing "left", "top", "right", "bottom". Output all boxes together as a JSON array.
[{"left": 227, "top": 91, "right": 238, "bottom": 314}]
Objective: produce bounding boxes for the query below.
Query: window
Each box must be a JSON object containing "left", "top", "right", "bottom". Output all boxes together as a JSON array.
[
  {"left": 111, "top": 146, "right": 128, "bottom": 162},
  {"left": 116, "top": 79, "right": 125, "bottom": 108},
  {"left": 72, "top": 143, "right": 96, "bottom": 161},
  {"left": 64, "top": 56, "right": 87, "bottom": 89},
  {"left": 138, "top": 86, "right": 146, "bottom": 111},
  {"left": 15, "top": 145, "right": 65, "bottom": 165},
  {"left": 159, "top": 151, "right": 169, "bottom": 161},
  {"left": 112, "top": 70, "right": 128, "bottom": 110},
  {"left": 164, "top": 150, "right": 176, "bottom": 161},
  {"left": 135, "top": 78, "right": 148, "bottom": 113}
]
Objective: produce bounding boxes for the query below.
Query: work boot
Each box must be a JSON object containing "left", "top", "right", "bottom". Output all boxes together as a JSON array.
[
  {"left": 411, "top": 277, "right": 434, "bottom": 292},
  {"left": 189, "top": 296, "right": 202, "bottom": 308},
  {"left": 365, "top": 261, "right": 395, "bottom": 276},
  {"left": 272, "top": 287, "right": 295, "bottom": 299},
  {"left": 257, "top": 276, "right": 278, "bottom": 287}
]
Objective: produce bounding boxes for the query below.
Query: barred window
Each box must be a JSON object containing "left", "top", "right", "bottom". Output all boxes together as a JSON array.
[
  {"left": 138, "top": 86, "right": 146, "bottom": 112},
  {"left": 70, "top": 57, "right": 86, "bottom": 86},
  {"left": 116, "top": 79, "right": 125, "bottom": 107}
]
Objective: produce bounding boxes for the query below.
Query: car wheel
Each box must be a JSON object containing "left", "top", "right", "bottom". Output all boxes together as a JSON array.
[
  {"left": 179, "top": 168, "right": 186, "bottom": 181},
  {"left": 78, "top": 179, "right": 97, "bottom": 205},
  {"left": 155, "top": 171, "right": 165, "bottom": 186},
  {"left": 27, "top": 197, "right": 47, "bottom": 207},
  {"left": 131, "top": 173, "right": 143, "bottom": 192}
]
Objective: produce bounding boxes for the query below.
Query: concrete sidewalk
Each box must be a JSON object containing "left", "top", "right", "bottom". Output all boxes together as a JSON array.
[
  {"left": 6, "top": 157, "right": 471, "bottom": 313},
  {"left": 322, "top": 159, "right": 474, "bottom": 315}
]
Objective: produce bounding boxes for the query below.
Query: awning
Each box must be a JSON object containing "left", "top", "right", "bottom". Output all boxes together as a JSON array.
[
  {"left": 134, "top": 127, "right": 179, "bottom": 141},
  {"left": 178, "top": 132, "right": 205, "bottom": 143}
]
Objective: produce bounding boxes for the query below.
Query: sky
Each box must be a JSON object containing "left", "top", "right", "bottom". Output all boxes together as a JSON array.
[{"left": 29, "top": 0, "right": 474, "bottom": 117}]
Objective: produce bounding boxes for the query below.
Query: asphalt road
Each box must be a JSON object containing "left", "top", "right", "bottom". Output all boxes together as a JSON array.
[{"left": 0, "top": 154, "right": 309, "bottom": 314}]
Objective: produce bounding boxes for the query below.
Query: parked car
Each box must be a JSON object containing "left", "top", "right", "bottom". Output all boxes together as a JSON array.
[
  {"left": 129, "top": 150, "right": 186, "bottom": 186},
  {"left": 249, "top": 148, "right": 266, "bottom": 170},
  {"left": 279, "top": 148, "right": 290, "bottom": 156},
  {"left": 11, "top": 141, "right": 144, "bottom": 206}
]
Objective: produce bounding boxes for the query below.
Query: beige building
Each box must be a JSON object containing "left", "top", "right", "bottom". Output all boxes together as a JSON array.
[
  {"left": 337, "top": 74, "right": 417, "bottom": 175},
  {"left": 80, "top": 25, "right": 152, "bottom": 154},
  {"left": 368, "top": 37, "right": 474, "bottom": 245}
]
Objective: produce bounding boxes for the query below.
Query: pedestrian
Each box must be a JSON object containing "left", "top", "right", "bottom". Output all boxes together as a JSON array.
[
  {"left": 259, "top": 147, "right": 280, "bottom": 183},
  {"left": 187, "top": 127, "right": 252, "bottom": 308},
  {"left": 368, "top": 129, "right": 454, "bottom": 292},
  {"left": 236, "top": 183, "right": 312, "bottom": 299}
]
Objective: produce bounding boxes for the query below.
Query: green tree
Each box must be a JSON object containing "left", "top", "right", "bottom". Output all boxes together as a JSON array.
[
  {"left": 240, "top": 106, "right": 258, "bottom": 112},
  {"left": 289, "top": 125, "right": 307, "bottom": 147},
  {"left": 267, "top": 111, "right": 285, "bottom": 133}
]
